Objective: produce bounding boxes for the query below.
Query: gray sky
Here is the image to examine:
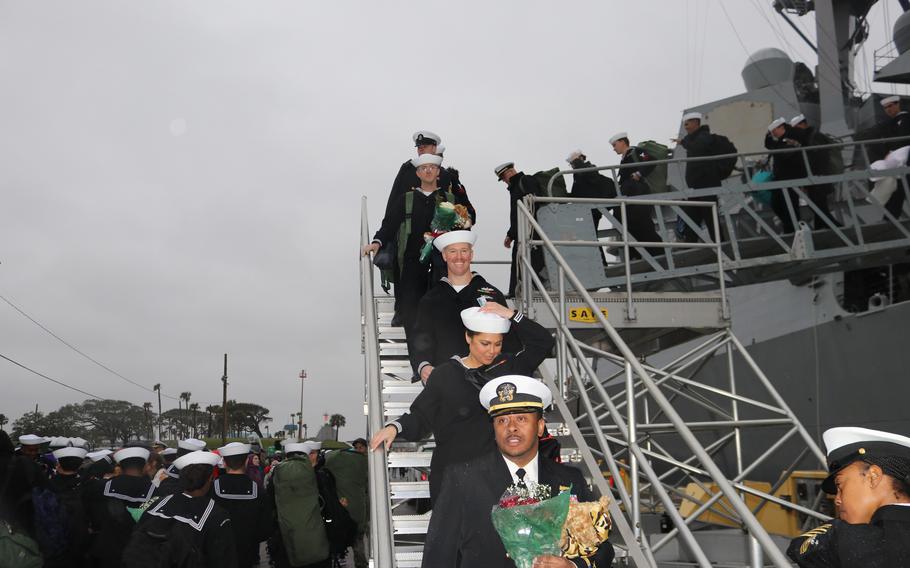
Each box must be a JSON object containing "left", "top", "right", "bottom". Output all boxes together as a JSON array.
[{"left": 0, "top": 1, "right": 898, "bottom": 436}]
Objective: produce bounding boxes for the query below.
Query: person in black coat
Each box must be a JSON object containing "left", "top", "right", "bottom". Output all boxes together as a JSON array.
[
  {"left": 364, "top": 153, "right": 474, "bottom": 334},
  {"left": 370, "top": 303, "right": 554, "bottom": 502},
  {"left": 787, "top": 426, "right": 910, "bottom": 567},
  {"left": 675, "top": 113, "right": 723, "bottom": 242},
  {"left": 496, "top": 162, "right": 547, "bottom": 297},
  {"left": 609, "top": 133, "right": 663, "bottom": 259},
  {"left": 789, "top": 114, "right": 838, "bottom": 229},
  {"left": 423, "top": 375, "right": 614, "bottom": 568},
  {"left": 384, "top": 131, "right": 453, "bottom": 219},
  {"left": 212, "top": 443, "right": 274, "bottom": 568},
  {"left": 880, "top": 96, "right": 910, "bottom": 218},
  {"left": 408, "top": 230, "right": 518, "bottom": 381},
  {"left": 85, "top": 447, "right": 155, "bottom": 568},
  {"left": 40, "top": 447, "right": 90, "bottom": 568},
  {"left": 765, "top": 117, "right": 809, "bottom": 233},
  {"left": 567, "top": 150, "right": 617, "bottom": 270}
]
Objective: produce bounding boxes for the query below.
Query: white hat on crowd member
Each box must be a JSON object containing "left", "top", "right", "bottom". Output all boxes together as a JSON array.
[
  {"left": 114, "top": 447, "right": 151, "bottom": 464},
  {"left": 433, "top": 230, "right": 476, "bottom": 252},
  {"left": 789, "top": 114, "right": 807, "bottom": 127},
  {"left": 413, "top": 153, "right": 443, "bottom": 168},
  {"left": 53, "top": 447, "right": 88, "bottom": 461},
  {"left": 161, "top": 448, "right": 177, "bottom": 457},
  {"left": 48, "top": 436, "right": 70, "bottom": 448},
  {"left": 494, "top": 162, "right": 515, "bottom": 179},
  {"left": 283, "top": 442, "right": 308, "bottom": 455},
  {"left": 218, "top": 442, "right": 252, "bottom": 457},
  {"left": 682, "top": 112, "right": 704, "bottom": 123},
  {"left": 479, "top": 375, "right": 553, "bottom": 417},
  {"left": 608, "top": 132, "right": 629, "bottom": 145},
  {"left": 301, "top": 441, "right": 322, "bottom": 454},
  {"left": 18, "top": 434, "right": 47, "bottom": 446},
  {"left": 87, "top": 449, "right": 113, "bottom": 463},
  {"left": 70, "top": 437, "right": 89, "bottom": 449},
  {"left": 435, "top": 144, "right": 445, "bottom": 156},
  {"left": 412, "top": 131, "right": 441, "bottom": 146},
  {"left": 768, "top": 117, "right": 787, "bottom": 132},
  {"left": 460, "top": 307, "right": 512, "bottom": 334},
  {"left": 177, "top": 438, "right": 207, "bottom": 452},
  {"left": 881, "top": 95, "right": 901, "bottom": 107},
  {"left": 173, "top": 450, "right": 220, "bottom": 470}
]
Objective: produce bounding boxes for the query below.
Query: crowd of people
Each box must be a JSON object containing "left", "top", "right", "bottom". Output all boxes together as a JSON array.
[{"left": 0, "top": 431, "right": 369, "bottom": 567}]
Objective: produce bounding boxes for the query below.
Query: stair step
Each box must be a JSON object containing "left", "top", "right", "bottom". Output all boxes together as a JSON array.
[
  {"left": 383, "top": 381, "right": 424, "bottom": 394},
  {"left": 380, "top": 343, "right": 410, "bottom": 356},
  {"left": 388, "top": 451, "right": 433, "bottom": 468},
  {"left": 378, "top": 327, "right": 406, "bottom": 339},
  {"left": 390, "top": 481, "right": 430, "bottom": 499},
  {"left": 393, "top": 551, "right": 423, "bottom": 568},
  {"left": 392, "top": 512, "right": 431, "bottom": 534}
]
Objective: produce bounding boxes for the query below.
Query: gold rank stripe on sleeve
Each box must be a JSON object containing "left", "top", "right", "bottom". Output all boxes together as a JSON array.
[{"left": 798, "top": 523, "right": 832, "bottom": 538}]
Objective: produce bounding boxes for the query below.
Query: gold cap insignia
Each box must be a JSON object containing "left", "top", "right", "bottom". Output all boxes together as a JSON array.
[{"left": 497, "top": 382, "right": 516, "bottom": 403}]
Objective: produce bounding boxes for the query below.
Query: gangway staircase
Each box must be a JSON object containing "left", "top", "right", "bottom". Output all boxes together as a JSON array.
[{"left": 361, "top": 190, "right": 833, "bottom": 567}]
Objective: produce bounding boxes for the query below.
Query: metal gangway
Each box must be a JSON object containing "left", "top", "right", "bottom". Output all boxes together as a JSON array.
[
  {"left": 526, "top": 135, "right": 910, "bottom": 296},
  {"left": 360, "top": 182, "right": 835, "bottom": 566}
]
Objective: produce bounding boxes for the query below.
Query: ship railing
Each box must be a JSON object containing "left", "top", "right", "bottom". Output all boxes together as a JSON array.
[
  {"left": 514, "top": 201, "right": 830, "bottom": 567},
  {"left": 360, "top": 197, "right": 396, "bottom": 568},
  {"left": 528, "top": 134, "right": 910, "bottom": 290}
]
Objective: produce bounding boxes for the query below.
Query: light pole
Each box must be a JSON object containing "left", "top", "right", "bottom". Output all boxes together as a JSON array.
[{"left": 298, "top": 370, "right": 306, "bottom": 440}]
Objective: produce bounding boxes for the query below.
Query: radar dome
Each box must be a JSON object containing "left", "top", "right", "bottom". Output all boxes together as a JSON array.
[
  {"left": 742, "top": 48, "right": 794, "bottom": 91},
  {"left": 894, "top": 10, "right": 910, "bottom": 54}
]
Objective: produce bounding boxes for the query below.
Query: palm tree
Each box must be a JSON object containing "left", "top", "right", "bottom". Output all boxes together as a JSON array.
[
  {"left": 329, "top": 414, "right": 346, "bottom": 441},
  {"left": 142, "top": 403, "right": 153, "bottom": 440},
  {"left": 153, "top": 384, "right": 162, "bottom": 440},
  {"left": 0, "top": 413, "right": 7, "bottom": 431},
  {"left": 189, "top": 403, "right": 200, "bottom": 437},
  {"left": 179, "top": 392, "right": 191, "bottom": 437}
]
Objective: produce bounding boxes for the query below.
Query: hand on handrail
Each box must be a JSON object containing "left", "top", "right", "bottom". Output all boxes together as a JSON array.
[
  {"left": 362, "top": 242, "right": 380, "bottom": 257},
  {"left": 370, "top": 425, "right": 397, "bottom": 452}
]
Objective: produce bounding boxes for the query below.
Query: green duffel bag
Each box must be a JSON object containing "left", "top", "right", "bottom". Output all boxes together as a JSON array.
[
  {"left": 0, "top": 520, "right": 43, "bottom": 568},
  {"left": 273, "top": 456, "right": 330, "bottom": 566}
]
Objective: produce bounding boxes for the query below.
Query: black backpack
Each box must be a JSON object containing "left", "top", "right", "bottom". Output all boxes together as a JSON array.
[
  {"left": 315, "top": 467, "right": 357, "bottom": 555},
  {"left": 709, "top": 134, "right": 739, "bottom": 179},
  {"left": 121, "top": 514, "right": 205, "bottom": 568}
]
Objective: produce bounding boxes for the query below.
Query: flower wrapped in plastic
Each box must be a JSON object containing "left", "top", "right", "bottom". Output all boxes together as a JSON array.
[
  {"left": 418, "top": 201, "right": 473, "bottom": 262},
  {"left": 490, "top": 482, "right": 571, "bottom": 568},
  {"left": 560, "top": 496, "right": 612, "bottom": 560}
]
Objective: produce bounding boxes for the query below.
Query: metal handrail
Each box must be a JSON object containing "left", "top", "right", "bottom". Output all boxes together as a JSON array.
[
  {"left": 515, "top": 199, "right": 811, "bottom": 567},
  {"left": 361, "top": 197, "right": 396, "bottom": 568}
]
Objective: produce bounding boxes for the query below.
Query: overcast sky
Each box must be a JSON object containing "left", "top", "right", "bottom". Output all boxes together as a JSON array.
[{"left": 0, "top": 1, "right": 900, "bottom": 437}]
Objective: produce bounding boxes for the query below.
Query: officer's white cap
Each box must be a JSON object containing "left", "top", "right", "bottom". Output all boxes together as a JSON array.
[
  {"left": 435, "top": 144, "right": 445, "bottom": 156},
  {"left": 86, "top": 449, "right": 113, "bottom": 463},
  {"left": 301, "top": 441, "right": 322, "bottom": 454},
  {"left": 218, "top": 442, "right": 252, "bottom": 457},
  {"left": 433, "top": 230, "right": 476, "bottom": 252},
  {"left": 881, "top": 95, "right": 901, "bottom": 107},
  {"left": 479, "top": 375, "right": 553, "bottom": 416},
  {"left": 460, "top": 307, "right": 512, "bottom": 334},
  {"left": 609, "top": 132, "right": 629, "bottom": 145},
  {"left": 173, "top": 450, "right": 220, "bottom": 470},
  {"left": 412, "top": 131, "right": 441, "bottom": 146},
  {"left": 283, "top": 442, "right": 308, "bottom": 455},
  {"left": 823, "top": 427, "right": 910, "bottom": 456},
  {"left": 161, "top": 448, "right": 177, "bottom": 457},
  {"left": 789, "top": 114, "right": 807, "bottom": 127},
  {"left": 413, "top": 153, "right": 443, "bottom": 168},
  {"left": 768, "top": 117, "right": 787, "bottom": 132},
  {"left": 682, "top": 112, "right": 704, "bottom": 123},
  {"left": 114, "top": 447, "right": 150, "bottom": 464},
  {"left": 53, "top": 447, "right": 88, "bottom": 460},
  {"left": 494, "top": 162, "right": 515, "bottom": 178},
  {"left": 177, "top": 438, "right": 207, "bottom": 452},
  {"left": 18, "top": 434, "right": 47, "bottom": 446}
]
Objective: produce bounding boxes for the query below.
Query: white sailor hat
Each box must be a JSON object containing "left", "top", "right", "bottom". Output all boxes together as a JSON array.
[
  {"left": 48, "top": 436, "right": 70, "bottom": 448},
  {"left": 53, "top": 447, "right": 87, "bottom": 460},
  {"left": 413, "top": 153, "right": 443, "bottom": 168},
  {"left": 218, "top": 442, "right": 251, "bottom": 457},
  {"left": 768, "top": 117, "right": 787, "bottom": 132},
  {"left": 412, "top": 130, "right": 441, "bottom": 147},
  {"left": 87, "top": 449, "right": 113, "bottom": 463},
  {"left": 821, "top": 426, "right": 910, "bottom": 493},
  {"left": 494, "top": 162, "right": 515, "bottom": 179},
  {"left": 881, "top": 95, "right": 901, "bottom": 107},
  {"left": 460, "top": 307, "right": 512, "bottom": 334},
  {"left": 433, "top": 230, "right": 476, "bottom": 252},
  {"left": 114, "top": 447, "right": 150, "bottom": 464},
  {"left": 18, "top": 434, "right": 47, "bottom": 446},
  {"left": 608, "top": 132, "right": 629, "bottom": 145},
  {"left": 177, "top": 438, "right": 207, "bottom": 452},
  {"left": 283, "top": 442, "right": 308, "bottom": 455},
  {"left": 301, "top": 441, "right": 322, "bottom": 454},
  {"left": 70, "top": 437, "right": 89, "bottom": 449},
  {"left": 682, "top": 111, "right": 704, "bottom": 123},
  {"left": 173, "top": 450, "right": 220, "bottom": 470},
  {"left": 161, "top": 448, "right": 177, "bottom": 457},
  {"left": 435, "top": 144, "right": 445, "bottom": 156},
  {"left": 479, "top": 375, "right": 553, "bottom": 417},
  {"left": 789, "top": 114, "right": 807, "bottom": 127}
]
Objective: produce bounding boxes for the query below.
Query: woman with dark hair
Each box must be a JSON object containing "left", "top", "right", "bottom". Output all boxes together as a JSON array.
[{"left": 370, "top": 302, "right": 554, "bottom": 501}]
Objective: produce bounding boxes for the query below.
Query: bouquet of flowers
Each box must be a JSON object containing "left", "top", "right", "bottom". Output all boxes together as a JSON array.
[
  {"left": 418, "top": 201, "right": 473, "bottom": 263},
  {"left": 490, "top": 482, "right": 571, "bottom": 568},
  {"left": 560, "top": 496, "right": 612, "bottom": 560}
]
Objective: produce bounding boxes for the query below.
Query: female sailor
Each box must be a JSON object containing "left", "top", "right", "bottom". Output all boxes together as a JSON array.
[{"left": 370, "top": 302, "right": 554, "bottom": 502}]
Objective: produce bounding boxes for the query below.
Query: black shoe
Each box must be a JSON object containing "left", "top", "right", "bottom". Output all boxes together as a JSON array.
[{"left": 391, "top": 313, "right": 402, "bottom": 327}]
